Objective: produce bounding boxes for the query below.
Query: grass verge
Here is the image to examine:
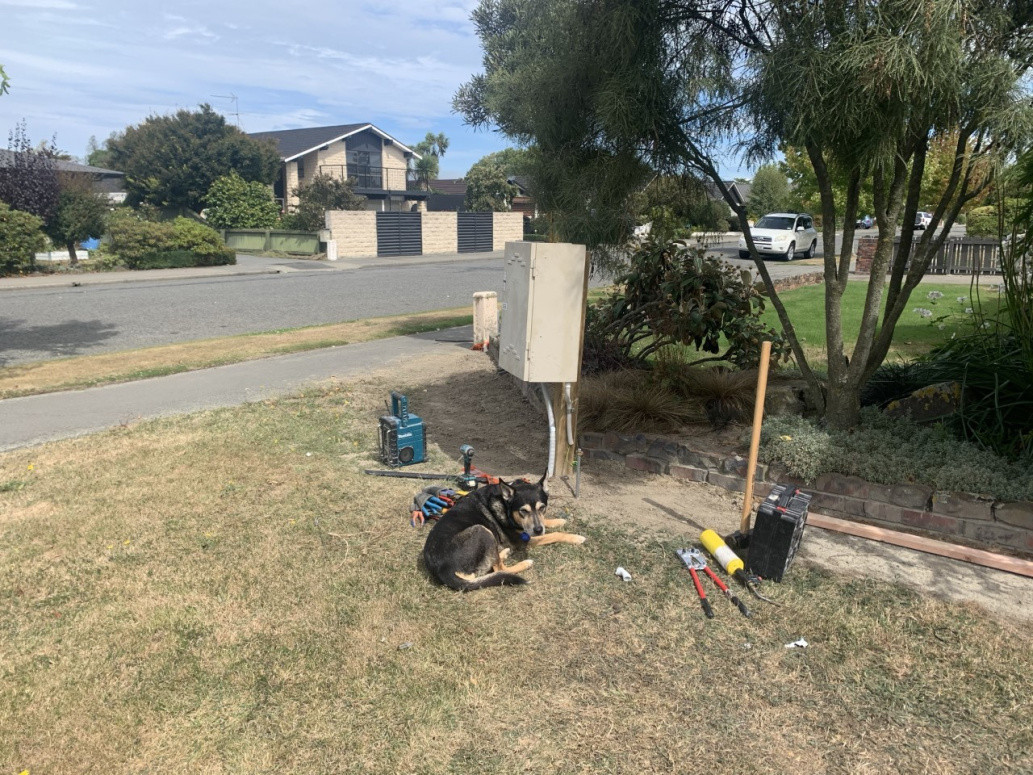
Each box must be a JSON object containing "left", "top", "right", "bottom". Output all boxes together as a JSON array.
[
  {"left": 1, "top": 373, "right": 1030, "bottom": 773},
  {"left": 0, "top": 308, "right": 472, "bottom": 400}
]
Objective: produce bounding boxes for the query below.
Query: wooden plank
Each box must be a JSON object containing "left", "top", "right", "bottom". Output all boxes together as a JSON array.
[{"left": 808, "top": 512, "right": 1033, "bottom": 579}]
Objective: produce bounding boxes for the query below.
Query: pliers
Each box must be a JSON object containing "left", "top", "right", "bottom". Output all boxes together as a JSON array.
[{"left": 676, "top": 548, "right": 751, "bottom": 619}]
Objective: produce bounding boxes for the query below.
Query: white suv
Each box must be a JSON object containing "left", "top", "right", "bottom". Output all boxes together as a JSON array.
[
  {"left": 914, "top": 211, "right": 933, "bottom": 230},
  {"left": 738, "top": 213, "right": 818, "bottom": 261}
]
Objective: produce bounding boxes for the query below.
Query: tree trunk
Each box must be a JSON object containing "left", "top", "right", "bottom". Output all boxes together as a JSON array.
[
  {"left": 66, "top": 241, "right": 78, "bottom": 266},
  {"left": 824, "top": 375, "right": 862, "bottom": 430}
]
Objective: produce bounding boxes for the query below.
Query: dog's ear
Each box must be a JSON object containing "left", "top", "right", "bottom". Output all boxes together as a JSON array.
[
  {"left": 497, "top": 479, "right": 515, "bottom": 500},
  {"left": 538, "top": 471, "right": 549, "bottom": 493}
]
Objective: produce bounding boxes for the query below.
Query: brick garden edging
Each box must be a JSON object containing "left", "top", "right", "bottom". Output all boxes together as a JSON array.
[{"left": 580, "top": 430, "right": 1033, "bottom": 558}]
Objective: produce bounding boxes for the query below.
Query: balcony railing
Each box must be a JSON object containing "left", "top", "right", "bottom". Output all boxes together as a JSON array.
[{"left": 317, "top": 164, "right": 424, "bottom": 192}]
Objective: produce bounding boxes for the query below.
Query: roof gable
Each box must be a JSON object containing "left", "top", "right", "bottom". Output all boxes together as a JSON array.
[{"left": 248, "top": 123, "right": 420, "bottom": 162}]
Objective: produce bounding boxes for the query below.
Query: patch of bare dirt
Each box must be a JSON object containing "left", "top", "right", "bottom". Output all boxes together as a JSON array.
[{"left": 360, "top": 339, "right": 1033, "bottom": 624}]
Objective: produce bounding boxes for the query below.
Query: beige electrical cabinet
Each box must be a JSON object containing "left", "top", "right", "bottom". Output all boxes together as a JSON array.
[{"left": 499, "top": 241, "right": 587, "bottom": 383}]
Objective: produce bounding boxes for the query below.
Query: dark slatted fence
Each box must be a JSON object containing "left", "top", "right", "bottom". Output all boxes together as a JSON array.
[
  {"left": 457, "top": 212, "right": 494, "bottom": 253},
  {"left": 376, "top": 212, "right": 423, "bottom": 257}
]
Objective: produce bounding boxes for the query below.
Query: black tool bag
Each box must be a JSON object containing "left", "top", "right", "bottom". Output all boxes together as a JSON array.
[{"left": 747, "top": 484, "right": 812, "bottom": 582}]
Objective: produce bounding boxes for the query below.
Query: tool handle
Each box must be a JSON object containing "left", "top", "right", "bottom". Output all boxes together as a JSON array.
[
  {"left": 703, "top": 566, "right": 728, "bottom": 592},
  {"left": 689, "top": 569, "right": 714, "bottom": 619},
  {"left": 729, "top": 594, "right": 751, "bottom": 618}
]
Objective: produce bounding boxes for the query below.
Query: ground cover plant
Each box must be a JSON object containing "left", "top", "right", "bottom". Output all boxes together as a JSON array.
[
  {"left": 1, "top": 364, "right": 1030, "bottom": 773},
  {"left": 0, "top": 309, "right": 472, "bottom": 399},
  {"left": 761, "top": 409, "right": 1033, "bottom": 502}
]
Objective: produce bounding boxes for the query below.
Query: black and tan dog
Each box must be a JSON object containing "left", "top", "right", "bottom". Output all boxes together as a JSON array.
[{"left": 422, "top": 473, "right": 586, "bottom": 590}]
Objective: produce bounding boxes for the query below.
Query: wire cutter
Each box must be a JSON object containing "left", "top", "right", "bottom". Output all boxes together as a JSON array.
[{"left": 676, "top": 548, "right": 751, "bottom": 619}]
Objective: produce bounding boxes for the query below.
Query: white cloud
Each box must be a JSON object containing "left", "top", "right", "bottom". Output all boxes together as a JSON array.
[
  {"left": 164, "top": 24, "right": 219, "bottom": 41},
  {"left": 0, "top": 0, "right": 80, "bottom": 7},
  {"left": 0, "top": 0, "right": 510, "bottom": 167}
]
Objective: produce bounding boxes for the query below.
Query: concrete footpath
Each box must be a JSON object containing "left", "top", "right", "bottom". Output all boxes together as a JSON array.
[
  {"left": 0, "top": 250, "right": 504, "bottom": 292},
  {"left": 0, "top": 327, "right": 472, "bottom": 452}
]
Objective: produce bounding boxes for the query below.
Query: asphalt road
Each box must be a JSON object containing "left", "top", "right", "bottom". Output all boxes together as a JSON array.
[
  {"left": 0, "top": 255, "right": 510, "bottom": 366},
  {"left": 0, "top": 243, "right": 846, "bottom": 368}
]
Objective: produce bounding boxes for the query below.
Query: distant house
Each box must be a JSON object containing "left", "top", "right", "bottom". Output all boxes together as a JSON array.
[
  {"left": 703, "top": 179, "right": 753, "bottom": 211},
  {"left": 247, "top": 123, "right": 428, "bottom": 212},
  {"left": 0, "top": 149, "right": 126, "bottom": 203},
  {"left": 426, "top": 176, "right": 537, "bottom": 216},
  {"left": 425, "top": 178, "right": 468, "bottom": 211}
]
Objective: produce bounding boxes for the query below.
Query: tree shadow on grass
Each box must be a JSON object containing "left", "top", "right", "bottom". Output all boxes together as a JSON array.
[{"left": 0, "top": 317, "right": 120, "bottom": 367}]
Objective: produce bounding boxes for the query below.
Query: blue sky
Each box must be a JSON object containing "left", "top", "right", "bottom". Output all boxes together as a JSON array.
[
  {"left": 0, "top": 0, "right": 750, "bottom": 180},
  {"left": 0, "top": 0, "right": 514, "bottom": 177}
]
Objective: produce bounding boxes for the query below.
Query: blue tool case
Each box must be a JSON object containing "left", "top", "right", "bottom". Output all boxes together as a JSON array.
[{"left": 379, "top": 392, "right": 426, "bottom": 466}]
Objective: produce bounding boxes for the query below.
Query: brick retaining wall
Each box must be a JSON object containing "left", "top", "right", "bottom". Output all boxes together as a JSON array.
[{"left": 580, "top": 430, "right": 1033, "bottom": 557}]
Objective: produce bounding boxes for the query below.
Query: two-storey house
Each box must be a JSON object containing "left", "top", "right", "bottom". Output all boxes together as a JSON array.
[{"left": 248, "top": 123, "right": 429, "bottom": 212}]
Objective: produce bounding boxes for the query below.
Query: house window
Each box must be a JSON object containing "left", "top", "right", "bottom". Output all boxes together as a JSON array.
[{"left": 297, "top": 159, "right": 305, "bottom": 180}]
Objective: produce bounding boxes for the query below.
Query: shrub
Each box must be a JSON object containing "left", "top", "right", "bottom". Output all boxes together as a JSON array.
[
  {"left": 103, "top": 209, "right": 234, "bottom": 268},
  {"left": 203, "top": 171, "right": 280, "bottom": 229},
  {"left": 964, "top": 199, "right": 1022, "bottom": 237},
  {"left": 168, "top": 218, "right": 235, "bottom": 265},
  {"left": 283, "top": 174, "right": 365, "bottom": 231},
  {"left": 0, "top": 201, "right": 47, "bottom": 275},
  {"left": 760, "top": 410, "right": 1033, "bottom": 501},
  {"left": 582, "top": 238, "right": 789, "bottom": 374}
]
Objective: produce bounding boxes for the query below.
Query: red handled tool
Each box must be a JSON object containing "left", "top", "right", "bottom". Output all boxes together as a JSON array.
[{"left": 676, "top": 548, "right": 751, "bottom": 619}]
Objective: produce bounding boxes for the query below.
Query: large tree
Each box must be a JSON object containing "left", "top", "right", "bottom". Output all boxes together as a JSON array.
[
  {"left": 747, "top": 164, "right": 792, "bottom": 218},
  {"left": 45, "top": 179, "right": 108, "bottom": 265},
  {"left": 106, "top": 104, "right": 280, "bottom": 212},
  {"left": 0, "top": 121, "right": 59, "bottom": 222},
  {"left": 456, "top": 0, "right": 1033, "bottom": 428},
  {"left": 464, "top": 156, "right": 518, "bottom": 211}
]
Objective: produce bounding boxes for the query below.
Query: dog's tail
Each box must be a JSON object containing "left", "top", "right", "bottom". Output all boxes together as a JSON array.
[{"left": 453, "top": 571, "right": 529, "bottom": 591}]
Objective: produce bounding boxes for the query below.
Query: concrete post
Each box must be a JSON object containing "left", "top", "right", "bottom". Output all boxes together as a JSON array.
[{"left": 472, "top": 291, "right": 498, "bottom": 351}]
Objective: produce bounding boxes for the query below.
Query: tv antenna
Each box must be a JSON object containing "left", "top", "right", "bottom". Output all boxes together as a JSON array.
[{"left": 212, "top": 93, "right": 240, "bottom": 127}]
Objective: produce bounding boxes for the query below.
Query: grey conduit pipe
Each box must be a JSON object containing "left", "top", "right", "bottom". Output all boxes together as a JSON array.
[{"left": 564, "top": 383, "right": 574, "bottom": 447}]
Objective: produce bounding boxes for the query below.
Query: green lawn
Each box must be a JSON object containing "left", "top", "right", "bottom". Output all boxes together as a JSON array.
[{"left": 761, "top": 280, "right": 1004, "bottom": 365}]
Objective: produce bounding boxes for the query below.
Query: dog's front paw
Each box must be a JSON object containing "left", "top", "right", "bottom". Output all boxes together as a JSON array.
[
  {"left": 545, "top": 518, "right": 567, "bottom": 528},
  {"left": 571, "top": 534, "right": 587, "bottom": 545}
]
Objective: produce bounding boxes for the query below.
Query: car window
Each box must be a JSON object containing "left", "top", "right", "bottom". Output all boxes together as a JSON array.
[
  {"left": 756, "top": 216, "right": 795, "bottom": 230},
  {"left": 802, "top": 216, "right": 813, "bottom": 229}
]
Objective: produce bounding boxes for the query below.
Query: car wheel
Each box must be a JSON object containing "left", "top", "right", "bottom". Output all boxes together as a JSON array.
[
  {"left": 738, "top": 250, "right": 751, "bottom": 259},
  {"left": 803, "top": 239, "right": 816, "bottom": 259},
  {"left": 784, "top": 241, "right": 795, "bottom": 261}
]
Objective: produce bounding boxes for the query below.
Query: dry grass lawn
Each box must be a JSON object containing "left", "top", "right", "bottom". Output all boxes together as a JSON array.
[{"left": 1, "top": 360, "right": 1030, "bottom": 773}]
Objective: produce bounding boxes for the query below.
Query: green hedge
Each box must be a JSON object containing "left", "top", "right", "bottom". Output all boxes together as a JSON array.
[
  {"left": 104, "top": 210, "right": 235, "bottom": 269},
  {"left": 964, "top": 199, "right": 1023, "bottom": 238}
]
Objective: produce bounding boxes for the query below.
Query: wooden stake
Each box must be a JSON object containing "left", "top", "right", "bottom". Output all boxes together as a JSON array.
[
  {"left": 740, "top": 340, "right": 773, "bottom": 534},
  {"left": 808, "top": 512, "right": 1033, "bottom": 579}
]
